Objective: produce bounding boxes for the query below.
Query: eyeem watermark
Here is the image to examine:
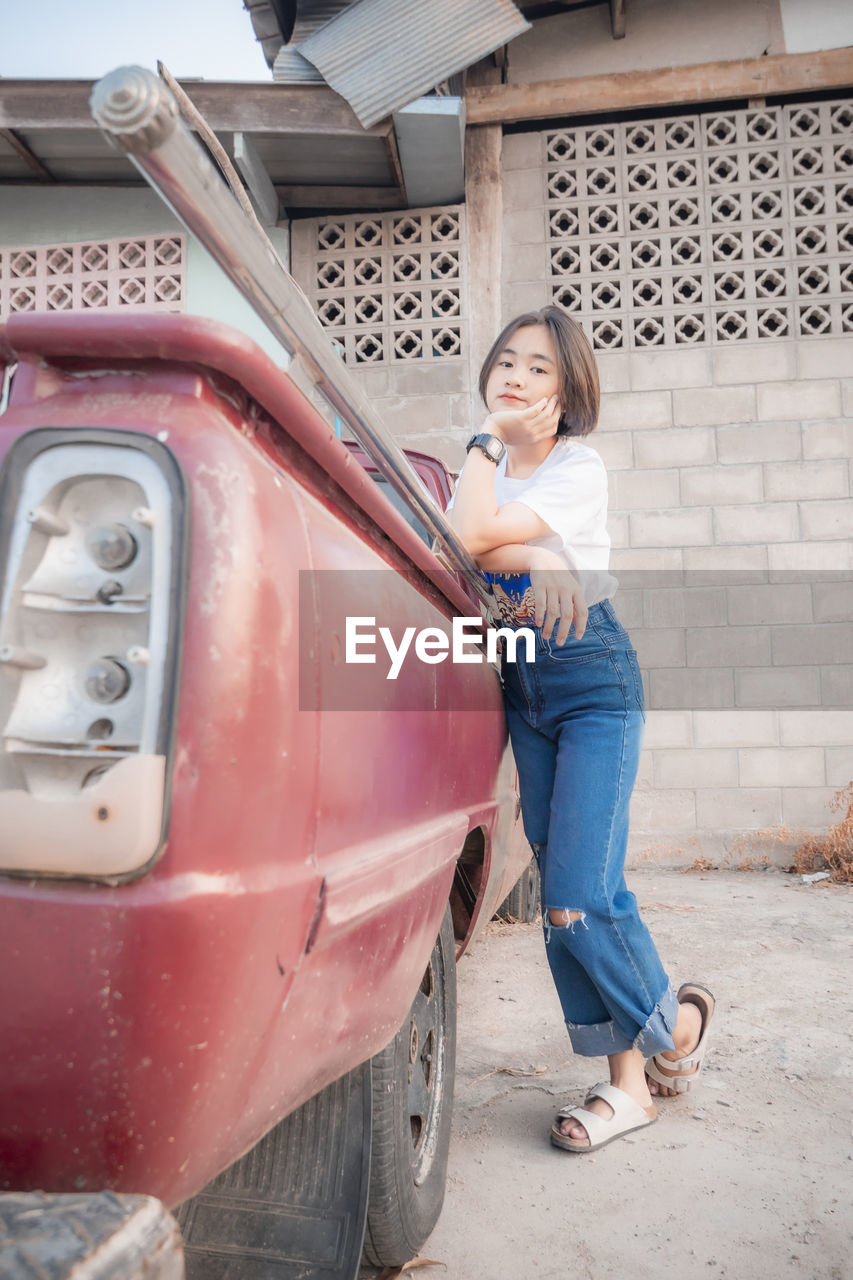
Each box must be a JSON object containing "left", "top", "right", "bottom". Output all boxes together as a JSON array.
[{"left": 347, "top": 615, "right": 534, "bottom": 680}]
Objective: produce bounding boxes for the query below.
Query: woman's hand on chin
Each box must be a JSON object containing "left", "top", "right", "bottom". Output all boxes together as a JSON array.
[
  {"left": 485, "top": 395, "right": 561, "bottom": 446},
  {"left": 528, "top": 547, "right": 588, "bottom": 645}
]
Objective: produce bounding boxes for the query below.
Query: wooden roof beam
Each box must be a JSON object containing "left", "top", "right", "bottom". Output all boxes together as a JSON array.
[
  {"left": 0, "top": 79, "right": 390, "bottom": 138},
  {"left": 465, "top": 45, "right": 853, "bottom": 125},
  {"left": 609, "top": 0, "right": 625, "bottom": 40},
  {"left": 0, "top": 128, "right": 55, "bottom": 181}
]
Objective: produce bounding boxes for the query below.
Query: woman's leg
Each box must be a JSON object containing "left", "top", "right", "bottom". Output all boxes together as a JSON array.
[
  {"left": 539, "top": 648, "right": 678, "bottom": 1061},
  {"left": 504, "top": 692, "right": 612, "bottom": 1031}
]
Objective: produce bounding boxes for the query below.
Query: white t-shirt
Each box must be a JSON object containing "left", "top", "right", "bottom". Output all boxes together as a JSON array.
[{"left": 449, "top": 438, "right": 618, "bottom": 613}]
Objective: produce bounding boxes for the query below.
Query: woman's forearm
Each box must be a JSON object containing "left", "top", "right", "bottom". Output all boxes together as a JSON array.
[
  {"left": 476, "top": 543, "right": 566, "bottom": 573},
  {"left": 446, "top": 438, "right": 504, "bottom": 554}
]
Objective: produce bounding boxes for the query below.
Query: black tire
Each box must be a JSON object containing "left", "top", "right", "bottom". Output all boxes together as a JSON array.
[
  {"left": 496, "top": 855, "right": 540, "bottom": 923},
  {"left": 363, "top": 905, "right": 457, "bottom": 1268}
]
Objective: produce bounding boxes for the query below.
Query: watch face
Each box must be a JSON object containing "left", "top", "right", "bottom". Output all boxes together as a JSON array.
[{"left": 486, "top": 437, "right": 504, "bottom": 459}]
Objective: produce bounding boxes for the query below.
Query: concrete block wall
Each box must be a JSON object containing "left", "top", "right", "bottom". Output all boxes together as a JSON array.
[
  {"left": 290, "top": 209, "right": 474, "bottom": 465},
  {"left": 290, "top": 106, "right": 852, "bottom": 867},
  {"left": 591, "top": 342, "right": 852, "bottom": 864},
  {"left": 501, "top": 114, "right": 853, "bottom": 865}
]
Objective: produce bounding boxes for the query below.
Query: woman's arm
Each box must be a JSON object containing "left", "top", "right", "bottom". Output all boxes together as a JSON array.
[
  {"left": 446, "top": 397, "right": 560, "bottom": 555},
  {"left": 477, "top": 543, "right": 588, "bottom": 644}
]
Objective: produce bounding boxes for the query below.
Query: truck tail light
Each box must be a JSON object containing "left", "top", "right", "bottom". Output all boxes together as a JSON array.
[{"left": 0, "top": 430, "right": 188, "bottom": 880}]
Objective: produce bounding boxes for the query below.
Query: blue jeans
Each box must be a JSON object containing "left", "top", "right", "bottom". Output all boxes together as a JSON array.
[{"left": 501, "top": 599, "right": 678, "bottom": 1058}]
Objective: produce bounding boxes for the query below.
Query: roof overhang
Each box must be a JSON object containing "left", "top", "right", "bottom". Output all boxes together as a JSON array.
[{"left": 0, "top": 77, "right": 407, "bottom": 214}]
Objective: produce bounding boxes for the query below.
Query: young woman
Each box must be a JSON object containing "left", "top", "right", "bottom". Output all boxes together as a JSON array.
[{"left": 448, "top": 306, "right": 714, "bottom": 1153}]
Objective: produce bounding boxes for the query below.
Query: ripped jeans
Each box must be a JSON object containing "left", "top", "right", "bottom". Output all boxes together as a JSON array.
[{"left": 502, "top": 599, "right": 678, "bottom": 1059}]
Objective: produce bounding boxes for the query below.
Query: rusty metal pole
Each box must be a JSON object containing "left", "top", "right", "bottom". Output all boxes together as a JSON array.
[{"left": 89, "top": 66, "right": 490, "bottom": 606}]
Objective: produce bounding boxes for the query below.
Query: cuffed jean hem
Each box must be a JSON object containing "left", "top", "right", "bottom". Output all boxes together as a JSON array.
[{"left": 565, "top": 982, "right": 679, "bottom": 1058}]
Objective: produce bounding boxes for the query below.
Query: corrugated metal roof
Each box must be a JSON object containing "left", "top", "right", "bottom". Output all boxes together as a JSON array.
[
  {"left": 273, "top": 1, "right": 354, "bottom": 83},
  {"left": 299, "top": 0, "right": 531, "bottom": 128}
]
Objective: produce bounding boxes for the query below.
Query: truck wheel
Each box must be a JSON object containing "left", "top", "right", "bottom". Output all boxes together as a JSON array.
[
  {"left": 496, "top": 856, "right": 540, "bottom": 923},
  {"left": 363, "top": 905, "right": 457, "bottom": 1268}
]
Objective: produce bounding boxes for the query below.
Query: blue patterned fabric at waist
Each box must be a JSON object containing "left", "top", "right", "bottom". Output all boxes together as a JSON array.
[{"left": 483, "top": 572, "right": 536, "bottom": 628}]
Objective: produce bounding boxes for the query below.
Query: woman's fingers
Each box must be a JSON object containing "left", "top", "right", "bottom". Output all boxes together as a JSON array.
[{"left": 531, "top": 570, "right": 588, "bottom": 644}]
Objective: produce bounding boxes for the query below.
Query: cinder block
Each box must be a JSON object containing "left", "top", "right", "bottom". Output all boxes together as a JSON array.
[
  {"left": 764, "top": 460, "right": 849, "bottom": 502},
  {"left": 768, "top": 542, "right": 853, "bottom": 571},
  {"left": 501, "top": 131, "right": 542, "bottom": 171},
  {"left": 631, "top": 508, "right": 713, "bottom": 547},
  {"left": 642, "top": 588, "right": 686, "bottom": 629},
  {"left": 681, "top": 465, "right": 764, "bottom": 506},
  {"left": 693, "top": 709, "right": 779, "bottom": 747},
  {"left": 503, "top": 168, "right": 544, "bottom": 213},
  {"left": 608, "top": 512, "right": 630, "bottom": 547},
  {"left": 503, "top": 207, "right": 547, "bottom": 248},
  {"left": 596, "top": 353, "right": 632, "bottom": 393},
  {"left": 654, "top": 747, "right": 738, "bottom": 788},
  {"left": 796, "top": 337, "right": 853, "bottom": 381},
  {"left": 649, "top": 667, "right": 734, "bottom": 709},
  {"left": 502, "top": 280, "right": 550, "bottom": 315},
  {"left": 739, "top": 746, "right": 825, "bottom": 787},
  {"left": 611, "top": 468, "right": 680, "bottom": 510},
  {"left": 820, "top": 665, "right": 853, "bottom": 707},
  {"left": 726, "top": 583, "right": 813, "bottom": 625},
  {"left": 802, "top": 419, "right": 853, "bottom": 460},
  {"left": 825, "top": 746, "right": 853, "bottom": 786},
  {"left": 632, "top": 627, "right": 687, "bottom": 668},
  {"left": 352, "top": 366, "right": 391, "bottom": 398},
  {"left": 374, "top": 394, "right": 449, "bottom": 435},
  {"left": 758, "top": 380, "right": 842, "bottom": 420},
  {"left": 612, "top": 587, "right": 643, "bottom": 628},
  {"left": 589, "top": 432, "right": 633, "bottom": 471},
  {"left": 387, "top": 362, "right": 468, "bottom": 397},
  {"left": 717, "top": 421, "right": 801, "bottom": 464},
  {"left": 400, "top": 431, "right": 464, "bottom": 469},
  {"left": 612, "top": 548, "right": 684, "bottom": 571},
  {"left": 504, "top": 241, "right": 549, "bottom": 283},
  {"left": 634, "top": 427, "right": 715, "bottom": 469},
  {"left": 696, "top": 787, "right": 783, "bottom": 829},
  {"left": 780, "top": 709, "right": 853, "bottom": 746},
  {"left": 735, "top": 665, "right": 821, "bottom": 708},
  {"left": 629, "top": 788, "right": 696, "bottom": 832},
  {"left": 800, "top": 500, "right": 853, "bottom": 541},
  {"left": 641, "top": 709, "right": 693, "bottom": 748},
  {"left": 599, "top": 390, "right": 672, "bottom": 432},
  {"left": 714, "top": 502, "right": 799, "bottom": 545},
  {"left": 843, "top": 380, "right": 853, "bottom": 418},
  {"left": 684, "top": 545, "right": 769, "bottom": 572},
  {"left": 781, "top": 786, "right": 839, "bottom": 829},
  {"left": 672, "top": 385, "right": 756, "bottom": 428},
  {"left": 712, "top": 342, "right": 795, "bottom": 386},
  {"left": 448, "top": 393, "right": 477, "bottom": 431},
  {"left": 772, "top": 621, "right": 853, "bottom": 665},
  {"left": 642, "top": 586, "right": 726, "bottom": 629},
  {"left": 686, "top": 625, "right": 771, "bottom": 667},
  {"left": 813, "top": 579, "right": 853, "bottom": 622},
  {"left": 629, "top": 348, "right": 712, "bottom": 391}
]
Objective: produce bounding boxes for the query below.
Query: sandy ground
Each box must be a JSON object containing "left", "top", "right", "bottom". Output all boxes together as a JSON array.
[{"left": 420, "top": 868, "right": 852, "bottom": 1280}]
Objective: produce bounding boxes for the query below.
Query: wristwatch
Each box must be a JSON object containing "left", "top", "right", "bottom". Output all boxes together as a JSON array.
[{"left": 466, "top": 433, "right": 506, "bottom": 464}]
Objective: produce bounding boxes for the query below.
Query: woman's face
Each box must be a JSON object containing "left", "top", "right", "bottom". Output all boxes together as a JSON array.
[{"left": 484, "top": 323, "right": 561, "bottom": 419}]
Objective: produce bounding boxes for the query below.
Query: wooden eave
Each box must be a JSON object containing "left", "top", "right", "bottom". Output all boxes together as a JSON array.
[
  {"left": 0, "top": 78, "right": 390, "bottom": 136},
  {"left": 466, "top": 46, "right": 853, "bottom": 126}
]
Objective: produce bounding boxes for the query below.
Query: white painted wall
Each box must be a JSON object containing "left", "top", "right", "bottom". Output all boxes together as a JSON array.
[
  {"left": 780, "top": 0, "right": 853, "bottom": 53},
  {"left": 507, "top": 0, "right": 787, "bottom": 83},
  {"left": 0, "top": 187, "right": 291, "bottom": 367}
]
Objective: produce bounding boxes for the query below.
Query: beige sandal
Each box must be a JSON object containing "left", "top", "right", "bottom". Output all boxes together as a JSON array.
[
  {"left": 551, "top": 1081, "right": 658, "bottom": 1153},
  {"left": 645, "top": 982, "right": 716, "bottom": 1095}
]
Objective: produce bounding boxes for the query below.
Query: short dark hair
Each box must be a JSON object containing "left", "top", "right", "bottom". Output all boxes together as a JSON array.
[{"left": 478, "top": 306, "right": 600, "bottom": 437}]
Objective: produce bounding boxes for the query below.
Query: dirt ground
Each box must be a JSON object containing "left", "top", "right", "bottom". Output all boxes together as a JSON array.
[{"left": 420, "top": 868, "right": 852, "bottom": 1280}]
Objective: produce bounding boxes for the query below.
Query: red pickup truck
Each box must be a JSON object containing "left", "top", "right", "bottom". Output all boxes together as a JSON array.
[{"left": 0, "top": 310, "right": 530, "bottom": 1276}]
